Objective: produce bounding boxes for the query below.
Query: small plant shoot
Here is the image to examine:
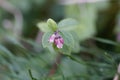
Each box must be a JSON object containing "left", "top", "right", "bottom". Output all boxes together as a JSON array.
[{"left": 37, "top": 18, "right": 78, "bottom": 55}]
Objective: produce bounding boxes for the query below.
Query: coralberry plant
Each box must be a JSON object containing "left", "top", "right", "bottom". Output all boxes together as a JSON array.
[{"left": 38, "top": 18, "right": 78, "bottom": 55}]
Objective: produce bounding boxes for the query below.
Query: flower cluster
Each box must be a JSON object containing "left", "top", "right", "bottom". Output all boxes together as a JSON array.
[{"left": 48, "top": 31, "right": 64, "bottom": 48}]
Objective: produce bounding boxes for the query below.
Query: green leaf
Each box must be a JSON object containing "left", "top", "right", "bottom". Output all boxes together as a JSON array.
[
  {"left": 57, "top": 31, "right": 74, "bottom": 55},
  {"left": 0, "top": 45, "right": 14, "bottom": 58},
  {"left": 53, "top": 43, "right": 71, "bottom": 55},
  {"left": 70, "top": 32, "right": 80, "bottom": 53},
  {"left": 58, "top": 18, "right": 78, "bottom": 31},
  {"left": 42, "top": 32, "right": 53, "bottom": 48},
  {"left": 93, "top": 37, "right": 120, "bottom": 46},
  {"left": 60, "top": 31, "right": 74, "bottom": 48},
  {"left": 37, "top": 22, "right": 51, "bottom": 32},
  {"left": 59, "top": 44, "right": 71, "bottom": 55},
  {"left": 47, "top": 18, "right": 58, "bottom": 31},
  {"left": 48, "top": 75, "right": 63, "bottom": 80}
]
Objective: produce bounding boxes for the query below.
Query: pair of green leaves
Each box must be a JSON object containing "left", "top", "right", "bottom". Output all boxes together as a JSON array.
[
  {"left": 37, "top": 18, "right": 78, "bottom": 32},
  {"left": 37, "top": 18, "right": 78, "bottom": 55}
]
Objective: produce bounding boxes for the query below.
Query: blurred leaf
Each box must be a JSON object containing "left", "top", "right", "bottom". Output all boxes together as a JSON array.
[
  {"left": 93, "top": 37, "right": 120, "bottom": 46},
  {"left": 65, "top": 4, "right": 96, "bottom": 41},
  {"left": 65, "top": 5, "right": 80, "bottom": 19},
  {"left": 47, "top": 18, "right": 58, "bottom": 32},
  {"left": 58, "top": 31, "right": 74, "bottom": 55},
  {"left": 70, "top": 32, "right": 80, "bottom": 53},
  {"left": 42, "top": 32, "right": 52, "bottom": 48},
  {"left": 58, "top": 44, "right": 71, "bottom": 55},
  {"left": 60, "top": 58, "right": 87, "bottom": 78},
  {"left": 0, "top": 44, "right": 14, "bottom": 58},
  {"left": 48, "top": 75, "right": 63, "bottom": 80},
  {"left": 58, "top": 18, "right": 78, "bottom": 31},
  {"left": 37, "top": 22, "right": 51, "bottom": 32},
  {"left": 60, "top": 31, "right": 74, "bottom": 48}
]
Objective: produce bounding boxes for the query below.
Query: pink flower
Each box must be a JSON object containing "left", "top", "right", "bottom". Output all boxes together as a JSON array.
[
  {"left": 48, "top": 34, "right": 56, "bottom": 43},
  {"left": 48, "top": 31, "right": 64, "bottom": 48},
  {"left": 54, "top": 36, "right": 64, "bottom": 48}
]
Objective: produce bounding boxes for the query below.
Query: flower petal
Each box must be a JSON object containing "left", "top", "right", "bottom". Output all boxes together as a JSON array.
[
  {"left": 57, "top": 44, "right": 63, "bottom": 48},
  {"left": 48, "top": 34, "right": 56, "bottom": 43},
  {"left": 54, "top": 37, "right": 63, "bottom": 48},
  {"left": 60, "top": 37, "right": 64, "bottom": 44},
  {"left": 57, "top": 39, "right": 63, "bottom": 48}
]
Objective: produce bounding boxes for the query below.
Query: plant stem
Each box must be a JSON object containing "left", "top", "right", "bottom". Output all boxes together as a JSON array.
[
  {"left": 48, "top": 53, "right": 62, "bottom": 77},
  {"left": 28, "top": 69, "right": 37, "bottom": 80}
]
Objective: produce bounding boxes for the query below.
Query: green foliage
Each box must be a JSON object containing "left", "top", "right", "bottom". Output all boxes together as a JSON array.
[
  {"left": 37, "top": 22, "right": 51, "bottom": 32},
  {"left": 39, "top": 18, "right": 76, "bottom": 55},
  {"left": 58, "top": 18, "right": 78, "bottom": 31},
  {"left": 60, "top": 31, "right": 74, "bottom": 48},
  {"left": 42, "top": 32, "right": 53, "bottom": 48},
  {"left": 57, "top": 44, "right": 71, "bottom": 55},
  {"left": 47, "top": 18, "right": 58, "bottom": 32},
  {"left": 65, "top": 4, "right": 96, "bottom": 41},
  {"left": 59, "top": 31, "right": 74, "bottom": 55},
  {"left": 0, "top": 0, "right": 120, "bottom": 80}
]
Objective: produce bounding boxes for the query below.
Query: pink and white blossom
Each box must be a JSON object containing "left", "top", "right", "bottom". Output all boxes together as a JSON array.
[
  {"left": 54, "top": 36, "right": 64, "bottom": 48},
  {"left": 48, "top": 31, "right": 64, "bottom": 48}
]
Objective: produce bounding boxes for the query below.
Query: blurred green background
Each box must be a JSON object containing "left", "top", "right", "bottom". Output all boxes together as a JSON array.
[{"left": 0, "top": 0, "right": 120, "bottom": 80}]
